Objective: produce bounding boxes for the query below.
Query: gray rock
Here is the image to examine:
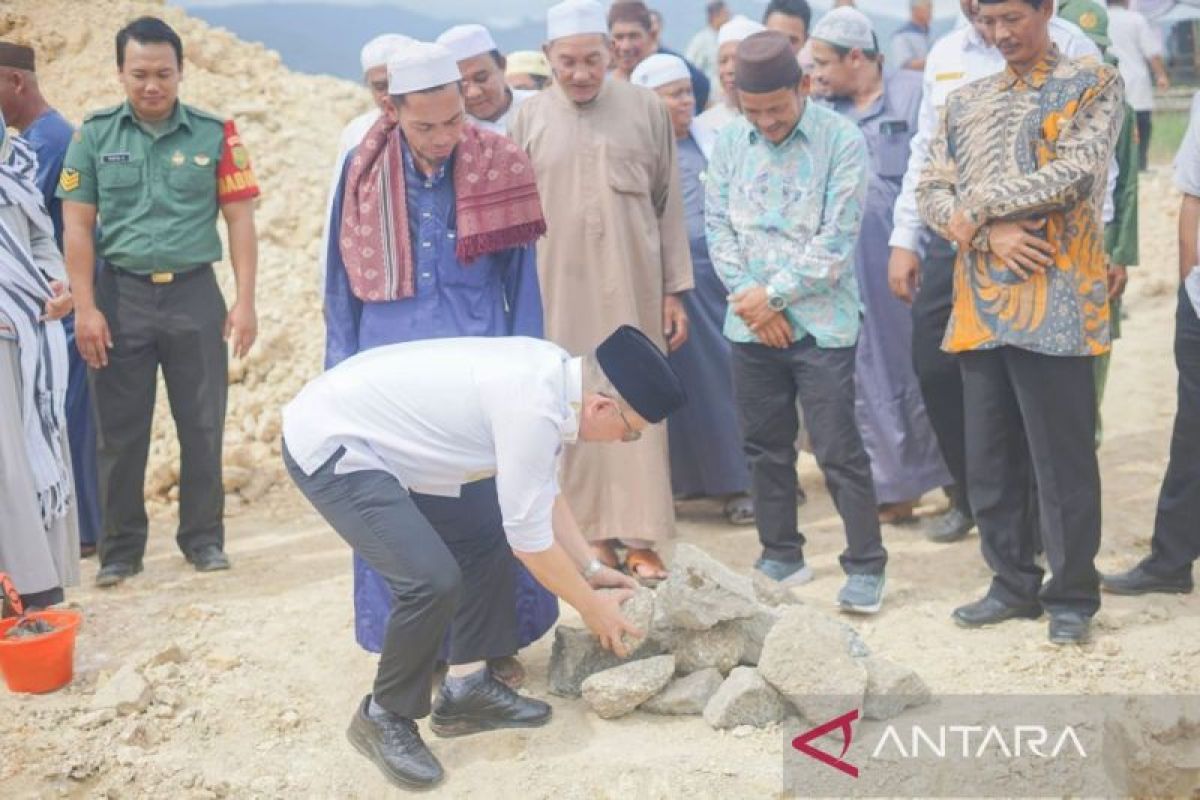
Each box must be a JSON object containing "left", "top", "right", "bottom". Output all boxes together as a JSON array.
[
  {"left": 730, "top": 605, "right": 782, "bottom": 666},
  {"left": 703, "top": 667, "right": 786, "bottom": 729},
  {"left": 90, "top": 663, "right": 153, "bottom": 715},
  {"left": 581, "top": 655, "right": 676, "bottom": 719},
  {"left": 752, "top": 571, "right": 801, "bottom": 607},
  {"left": 757, "top": 606, "right": 868, "bottom": 724},
  {"left": 673, "top": 622, "right": 743, "bottom": 675},
  {"left": 607, "top": 586, "right": 655, "bottom": 655},
  {"left": 656, "top": 543, "right": 760, "bottom": 631},
  {"left": 642, "top": 668, "right": 724, "bottom": 715},
  {"left": 547, "top": 625, "right": 663, "bottom": 697},
  {"left": 863, "top": 657, "right": 931, "bottom": 720}
]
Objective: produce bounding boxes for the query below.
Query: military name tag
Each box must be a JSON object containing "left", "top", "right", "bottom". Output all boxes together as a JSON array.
[{"left": 101, "top": 152, "right": 131, "bottom": 164}]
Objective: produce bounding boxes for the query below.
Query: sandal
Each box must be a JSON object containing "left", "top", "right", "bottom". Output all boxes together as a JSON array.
[
  {"left": 591, "top": 540, "right": 620, "bottom": 569},
  {"left": 878, "top": 500, "right": 918, "bottom": 525},
  {"left": 624, "top": 548, "right": 668, "bottom": 587},
  {"left": 723, "top": 494, "right": 756, "bottom": 526}
]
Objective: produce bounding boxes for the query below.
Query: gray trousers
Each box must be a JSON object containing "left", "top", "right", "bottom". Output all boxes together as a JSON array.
[
  {"left": 91, "top": 264, "right": 227, "bottom": 567},
  {"left": 732, "top": 338, "right": 886, "bottom": 575},
  {"left": 961, "top": 347, "right": 1101, "bottom": 616},
  {"left": 283, "top": 445, "right": 519, "bottom": 720}
]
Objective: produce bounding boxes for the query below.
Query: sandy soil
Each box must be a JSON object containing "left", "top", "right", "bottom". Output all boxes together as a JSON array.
[{"left": 1, "top": 173, "right": 1196, "bottom": 799}]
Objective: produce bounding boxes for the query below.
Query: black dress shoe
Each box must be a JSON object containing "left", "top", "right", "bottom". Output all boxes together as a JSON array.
[
  {"left": 187, "top": 545, "right": 231, "bottom": 572},
  {"left": 952, "top": 595, "right": 1042, "bottom": 628},
  {"left": 95, "top": 562, "right": 143, "bottom": 588},
  {"left": 346, "top": 696, "right": 443, "bottom": 790},
  {"left": 1101, "top": 563, "right": 1193, "bottom": 596},
  {"left": 430, "top": 669, "right": 552, "bottom": 738},
  {"left": 925, "top": 507, "right": 975, "bottom": 544},
  {"left": 1048, "top": 612, "right": 1091, "bottom": 645}
]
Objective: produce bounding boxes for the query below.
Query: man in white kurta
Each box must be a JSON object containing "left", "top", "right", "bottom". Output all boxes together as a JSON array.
[
  {"left": 317, "top": 34, "right": 410, "bottom": 285},
  {"left": 509, "top": 0, "right": 693, "bottom": 577}
]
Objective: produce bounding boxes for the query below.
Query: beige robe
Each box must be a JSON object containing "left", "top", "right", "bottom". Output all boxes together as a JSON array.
[{"left": 510, "top": 80, "right": 693, "bottom": 544}]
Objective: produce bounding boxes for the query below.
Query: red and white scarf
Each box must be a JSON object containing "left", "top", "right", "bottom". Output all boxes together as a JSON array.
[{"left": 338, "top": 116, "right": 546, "bottom": 303}]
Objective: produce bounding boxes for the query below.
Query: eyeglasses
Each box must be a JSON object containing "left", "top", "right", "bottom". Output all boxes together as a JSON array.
[
  {"left": 616, "top": 405, "right": 642, "bottom": 442},
  {"left": 600, "top": 392, "right": 641, "bottom": 442}
]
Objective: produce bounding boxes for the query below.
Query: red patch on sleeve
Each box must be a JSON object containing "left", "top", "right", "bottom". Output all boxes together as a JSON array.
[{"left": 216, "top": 119, "right": 261, "bottom": 204}]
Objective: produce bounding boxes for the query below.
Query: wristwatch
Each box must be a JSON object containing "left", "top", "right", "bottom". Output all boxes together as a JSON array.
[
  {"left": 766, "top": 286, "right": 787, "bottom": 312},
  {"left": 582, "top": 558, "right": 604, "bottom": 580}
]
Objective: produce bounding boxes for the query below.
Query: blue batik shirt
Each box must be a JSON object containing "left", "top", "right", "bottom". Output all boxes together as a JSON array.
[{"left": 704, "top": 101, "right": 869, "bottom": 348}]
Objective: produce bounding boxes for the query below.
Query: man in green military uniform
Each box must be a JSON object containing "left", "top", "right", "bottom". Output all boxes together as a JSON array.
[
  {"left": 1058, "top": 0, "right": 1139, "bottom": 444},
  {"left": 58, "top": 16, "right": 260, "bottom": 586}
]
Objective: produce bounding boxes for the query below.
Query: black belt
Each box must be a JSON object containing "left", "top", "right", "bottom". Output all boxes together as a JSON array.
[{"left": 107, "top": 262, "right": 210, "bottom": 285}]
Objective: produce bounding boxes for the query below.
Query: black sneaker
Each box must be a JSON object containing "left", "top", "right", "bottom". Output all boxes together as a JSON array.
[
  {"left": 925, "top": 507, "right": 975, "bottom": 544},
  {"left": 430, "top": 669, "right": 552, "bottom": 738},
  {"left": 186, "top": 545, "right": 231, "bottom": 572},
  {"left": 1101, "top": 563, "right": 1193, "bottom": 596},
  {"left": 952, "top": 595, "right": 1042, "bottom": 627},
  {"left": 95, "top": 562, "right": 143, "bottom": 588},
  {"left": 346, "top": 696, "right": 443, "bottom": 790}
]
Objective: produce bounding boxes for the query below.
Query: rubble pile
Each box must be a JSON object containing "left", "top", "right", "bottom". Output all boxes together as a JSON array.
[{"left": 549, "top": 544, "right": 932, "bottom": 731}]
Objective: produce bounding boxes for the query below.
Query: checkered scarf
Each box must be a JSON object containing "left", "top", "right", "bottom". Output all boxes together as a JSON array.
[{"left": 338, "top": 117, "right": 546, "bottom": 303}]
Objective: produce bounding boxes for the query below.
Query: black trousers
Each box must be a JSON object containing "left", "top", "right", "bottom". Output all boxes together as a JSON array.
[
  {"left": 911, "top": 248, "right": 971, "bottom": 515},
  {"left": 92, "top": 265, "right": 227, "bottom": 566},
  {"left": 283, "top": 445, "right": 518, "bottom": 720},
  {"left": 1136, "top": 110, "right": 1152, "bottom": 172},
  {"left": 732, "top": 339, "right": 886, "bottom": 575},
  {"left": 961, "top": 347, "right": 1101, "bottom": 616},
  {"left": 1145, "top": 288, "right": 1200, "bottom": 577}
]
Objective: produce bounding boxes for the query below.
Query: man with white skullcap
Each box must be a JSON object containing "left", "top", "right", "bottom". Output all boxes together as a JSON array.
[
  {"left": 695, "top": 15, "right": 765, "bottom": 134},
  {"left": 436, "top": 24, "right": 534, "bottom": 134},
  {"left": 510, "top": 0, "right": 693, "bottom": 584},
  {"left": 809, "top": 8, "right": 951, "bottom": 529},
  {"left": 317, "top": 33, "right": 411, "bottom": 286},
  {"left": 320, "top": 44, "right": 571, "bottom": 777},
  {"left": 631, "top": 54, "right": 753, "bottom": 526}
]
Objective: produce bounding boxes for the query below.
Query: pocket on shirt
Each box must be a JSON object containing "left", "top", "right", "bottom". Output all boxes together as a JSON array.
[
  {"left": 96, "top": 161, "right": 142, "bottom": 204},
  {"left": 606, "top": 150, "right": 651, "bottom": 196},
  {"left": 874, "top": 133, "right": 911, "bottom": 179},
  {"left": 166, "top": 165, "right": 215, "bottom": 197}
]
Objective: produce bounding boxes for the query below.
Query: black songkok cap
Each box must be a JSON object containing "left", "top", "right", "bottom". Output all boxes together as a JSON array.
[
  {"left": 0, "top": 42, "right": 36, "bottom": 72},
  {"left": 735, "top": 30, "right": 800, "bottom": 94},
  {"left": 595, "top": 325, "right": 686, "bottom": 424}
]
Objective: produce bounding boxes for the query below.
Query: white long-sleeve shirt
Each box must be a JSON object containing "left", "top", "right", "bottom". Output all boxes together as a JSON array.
[
  {"left": 890, "top": 18, "right": 1101, "bottom": 254},
  {"left": 282, "top": 336, "right": 582, "bottom": 553}
]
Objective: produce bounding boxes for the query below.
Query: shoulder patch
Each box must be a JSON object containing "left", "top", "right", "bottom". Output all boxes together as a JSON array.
[{"left": 59, "top": 168, "right": 80, "bottom": 193}]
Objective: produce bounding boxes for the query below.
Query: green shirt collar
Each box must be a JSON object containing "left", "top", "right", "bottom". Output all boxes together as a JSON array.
[
  {"left": 117, "top": 100, "right": 192, "bottom": 137},
  {"left": 746, "top": 100, "right": 814, "bottom": 150}
]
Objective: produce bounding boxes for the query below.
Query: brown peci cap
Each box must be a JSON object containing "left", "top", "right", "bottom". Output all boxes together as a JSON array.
[
  {"left": 0, "top": 42, "right": 36, "bottom": 72},
  {"left": 734, "top": 30, "right": 800, "bottom": 94}
]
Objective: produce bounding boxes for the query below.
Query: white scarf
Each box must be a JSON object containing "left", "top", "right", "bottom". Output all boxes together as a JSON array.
[{"left": 0, "top": 121, "right": 71, "bottom": 529}]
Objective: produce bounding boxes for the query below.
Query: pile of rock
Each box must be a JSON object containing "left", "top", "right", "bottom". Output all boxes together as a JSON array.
[{"left": 549, "top": 544, "right": 931, "bottom": 730}]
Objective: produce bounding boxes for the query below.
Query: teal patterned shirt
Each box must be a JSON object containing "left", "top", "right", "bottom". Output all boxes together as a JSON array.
[{"left": 704, "top": 101, "right": 869, "bottom": 347}]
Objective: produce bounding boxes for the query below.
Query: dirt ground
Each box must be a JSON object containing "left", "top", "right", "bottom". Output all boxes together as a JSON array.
[{"left": 3, "top": 177, "right": 1199, "bottom": 800}]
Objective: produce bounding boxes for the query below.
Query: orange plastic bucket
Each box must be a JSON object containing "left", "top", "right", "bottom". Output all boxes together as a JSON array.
[{"left": 0, "top": 610, "right": 82, "bottom": 693}]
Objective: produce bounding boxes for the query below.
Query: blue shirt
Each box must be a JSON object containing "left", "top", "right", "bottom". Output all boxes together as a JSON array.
[
  {"left": 23, "top": 109, "right": 74, "bottom": 249},
  {"left": 705, "top": 101, "right": 868, "bottom": 348},
  {"left": 324, "top": 137, "right": 544, "bottom": 368}
]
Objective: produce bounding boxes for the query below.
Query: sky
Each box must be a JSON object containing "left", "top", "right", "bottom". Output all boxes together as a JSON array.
[{"left": 175, "top": 0, "right": 968, "bottom": 28}]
